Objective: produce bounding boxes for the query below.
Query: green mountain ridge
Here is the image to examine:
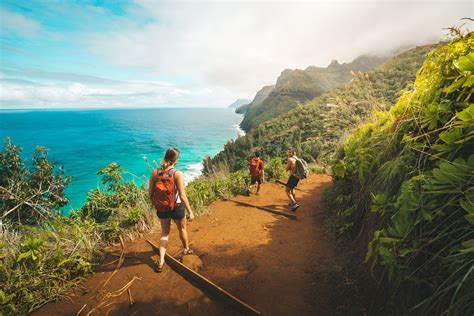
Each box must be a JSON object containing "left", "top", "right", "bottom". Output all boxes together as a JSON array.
[
  {"left": 239, "top": 55, "right": 387, "bottom": 131},
  {"left": 204, "top": 44, "right": 437, "bottom": 174},
  {"left": 228, "top": 98, "right": 251, "bottom": 108},
  {"left": 235, "top": 85, "right": 274, "bottom": 114}
]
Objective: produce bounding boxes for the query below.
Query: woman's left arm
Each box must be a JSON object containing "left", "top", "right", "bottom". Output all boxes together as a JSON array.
[{"left": 174, "top": 170, "right": 195, "bottom": 220}]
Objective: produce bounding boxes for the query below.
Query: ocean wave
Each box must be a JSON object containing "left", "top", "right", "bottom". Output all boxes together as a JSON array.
[
  {"left": 233, "top": 124, "right": 246, "bottom": 137},
  {"left": 183, "top": 163, "right": 203, "bottom": 185}
]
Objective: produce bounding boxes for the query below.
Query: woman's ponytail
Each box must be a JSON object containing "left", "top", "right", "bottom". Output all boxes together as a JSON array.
[{"left": 161, "top": 147, "right": 180, "bottom": 170}]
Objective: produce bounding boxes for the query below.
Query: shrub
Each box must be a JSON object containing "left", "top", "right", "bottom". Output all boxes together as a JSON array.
[
  {"left": 265, "top": 157, "right": 288, "bottom": 181},
  {"left": 0, "top": 216, "right": 101, "bottom": 315},
  {"left": 0, "top": 138, "right": 72, "bottom": 226},
  {"left": 0, "top": 142, "right": 156, "bottom": 315},
  {"left": 186, "top": 170, "right": 249, "bottom": 214}
]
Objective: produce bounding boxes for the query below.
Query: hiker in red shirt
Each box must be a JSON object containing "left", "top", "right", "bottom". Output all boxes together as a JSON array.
[
  {"left": 149, "top": 147, "right": 195, "bottom": 272},
  {"left": 247, "top": 151, "right": 264, "bottom": 195}
]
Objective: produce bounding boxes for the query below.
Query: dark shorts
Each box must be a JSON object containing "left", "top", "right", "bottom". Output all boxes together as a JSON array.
[
  {"left": 157, "top": 204, "right": 186, "bottom": 220},
  {"left": 251, "top": 175, "right": 263, "bottom": 184},
  {"left": 286, "top": 175, "right": 299, "bottom": 189}
]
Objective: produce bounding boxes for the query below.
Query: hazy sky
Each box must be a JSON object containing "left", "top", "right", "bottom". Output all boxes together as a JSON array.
[{"left": 0, "top": 0, "right": 472, "bottom": 108}]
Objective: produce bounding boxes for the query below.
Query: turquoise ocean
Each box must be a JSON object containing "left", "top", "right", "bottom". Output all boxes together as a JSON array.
[{"left": 0, "top": 108, "right": 244, "bottom": 209}]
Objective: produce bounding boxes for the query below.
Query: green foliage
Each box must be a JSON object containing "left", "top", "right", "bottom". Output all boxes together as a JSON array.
[
  {"left": 205, "top": 44, "right": 436, "bottom": 175},
  {"left": 0, "top": 138, "right": 72, "bottom": 225},
  {"left": 186, "top": 170, "right": 249, "bottom": 214},
  {"left": 265, "top": 158, "right": 288, "bottom": 181},
  {"left": 17, "top": 238, "right": 46, "bottom": 263},
  {"left": 327, "top": 32, "right": 474, "bottom": 314},
  {"left": 1, "top": 216, "right": 102, "bottom": 315},
  {"left": 0, "top": 142, "right": 157, "bottom": 315},
  {"left": 126, "top": 209, "right": 143, "bottom": 224},
  {"left": 79, "top": 162, "right": 145, "bottom": 223}
]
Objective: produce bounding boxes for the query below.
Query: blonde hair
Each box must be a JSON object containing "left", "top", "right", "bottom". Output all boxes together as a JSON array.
[{"left": 161, "top": 147, "right": 180, "bottom": 170}]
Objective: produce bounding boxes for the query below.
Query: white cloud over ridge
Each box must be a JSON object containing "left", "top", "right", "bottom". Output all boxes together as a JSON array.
[
  {"left": 1, "top": 1, "right": 472, "bottom": 108},
  {"left": 87, "top": 1, "right": 471, "bottom": 96}
]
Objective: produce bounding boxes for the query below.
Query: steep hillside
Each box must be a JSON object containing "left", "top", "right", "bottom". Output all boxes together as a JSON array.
[
  {"left": 239, "top": 55, "right": 386, "bottom": 131},
  {"left": 235, "top": 85, "right": 274, "bottom": 114},
  {"left": 228, "top": 98, "right": 251, "bottom": 109},
  {"left": 204, "top": 44, "right": 437, "bottom": 174}
]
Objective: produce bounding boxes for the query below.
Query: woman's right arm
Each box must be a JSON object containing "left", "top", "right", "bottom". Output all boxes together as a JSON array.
[{"left": 148, "top": 169, "right": 157, "bottom": 201}]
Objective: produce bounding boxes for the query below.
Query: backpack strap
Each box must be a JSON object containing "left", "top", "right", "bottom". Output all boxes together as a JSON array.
[{"left": 166, "top": 168, "right": 180, "bottom": 205}]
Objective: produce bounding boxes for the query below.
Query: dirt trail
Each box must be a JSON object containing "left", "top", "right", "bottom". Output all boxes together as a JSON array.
[{"left": 35, "top": 174, "right": 343, "bottom": 316}]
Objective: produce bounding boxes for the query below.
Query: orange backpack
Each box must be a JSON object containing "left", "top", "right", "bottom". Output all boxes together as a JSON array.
[
  {"left": 152, "top": 168, "right": 178, "bottom": 212},
  {"left": 249, "top": 157, "right": 262, "bottom": 177}
]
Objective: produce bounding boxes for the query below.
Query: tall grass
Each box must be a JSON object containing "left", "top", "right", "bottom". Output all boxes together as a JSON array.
[
  {"left": 327, "top": 31, "right": 473, "bottom": 314},
  {"left": 186, "top": 170, "right": 249, "bottom": 214}
]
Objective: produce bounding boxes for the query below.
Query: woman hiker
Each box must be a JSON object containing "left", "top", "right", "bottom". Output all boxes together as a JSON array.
[{"left": 149, "top": 147, "right": 195, "bottom": 272}]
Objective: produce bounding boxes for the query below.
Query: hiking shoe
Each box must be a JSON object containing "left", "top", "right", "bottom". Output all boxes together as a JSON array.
[
  {"left": 291, "top": 203, "right": 300, "bottom": 212},
  {"left": 154, "top": 260, "right": 164, "bottom": 273}
]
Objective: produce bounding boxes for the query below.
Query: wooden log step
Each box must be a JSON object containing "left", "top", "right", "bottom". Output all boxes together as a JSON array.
[{"left": 146, "top": 239, "right": 262, "bottom": 316}]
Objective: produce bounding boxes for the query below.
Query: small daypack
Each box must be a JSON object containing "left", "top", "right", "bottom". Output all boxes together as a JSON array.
[
  {"left": 295, "top": 158, "right": 310, "bottom": 180},
  {"left": 249, "top": 157, "right": 262, "bottom": 177},
  {"left": 152, "top": 168, "right": 178, "bottom": 212}
]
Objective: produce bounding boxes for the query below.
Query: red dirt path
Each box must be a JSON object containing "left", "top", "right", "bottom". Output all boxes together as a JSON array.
[{"left": 34, "top": 174, "right": 344, "bottom": 316}]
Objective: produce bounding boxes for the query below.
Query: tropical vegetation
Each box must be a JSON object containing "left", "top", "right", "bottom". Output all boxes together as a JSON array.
[
  {"left": 0, "top": 139, "right": 248, "bottom": 315},
  {"left": 327, "top": 30, "right": 473, "bottom": 314}
]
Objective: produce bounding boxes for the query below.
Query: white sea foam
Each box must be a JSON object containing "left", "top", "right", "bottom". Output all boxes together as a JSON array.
[
  {"left": 183, "top": 163, "right": 203, "bottom": 185},
  {"left": 233, "top": 124, "right": 246, "bottom": 137}
]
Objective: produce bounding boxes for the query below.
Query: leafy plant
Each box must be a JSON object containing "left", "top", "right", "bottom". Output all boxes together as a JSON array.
[
  {"left": 0, "top": 138, "right": 72, "bottom": 226},
  {"left": 265, "top": 157, "right": 288, "bottom": 181},
  {"left": 126, "top": 209, "right": 143, "bottom": 224},
  {"left": 17, "top": 238, "right": 46, "bottom": 263}
]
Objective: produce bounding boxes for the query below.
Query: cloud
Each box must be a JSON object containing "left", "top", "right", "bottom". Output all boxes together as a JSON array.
[
  {"left": 0, "top": 68, "right": 232, "bottom": 108},
  {"left": 0, "top": 7, "right": 46, "bottom": 38},
  {"left": 86, "top": 1, "right": 472, "bottom": 98},
  {"left": 1, "top": 1, "right": 472, "bottom": 108}
]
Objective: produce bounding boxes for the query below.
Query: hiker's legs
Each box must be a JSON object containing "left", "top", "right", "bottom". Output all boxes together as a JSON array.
[
  {"left": 173, "top": 218, "right": 190, "bottom": 250},
  {"left": 285, "top": 186, "right": 296, "bottom": 204},
  {"left": 291, "top": 188, "right": 297, "bottom": 203},
  {"left": 256, "top": 181, "right": 261, "bottom": 194},
  {"left": 159, "top": 218, "right": 171, "bottom": 264}
]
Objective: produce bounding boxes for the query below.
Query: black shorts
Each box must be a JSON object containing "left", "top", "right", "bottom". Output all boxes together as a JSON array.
[
  {"left": 157, "top": 204, "right": 186, "bottom": 220},
  {"left": 286, "top": 175, "right": 299, "bottom": 189},
  {"left": 251, "top": 176, "right": 263, "bottom": 184}
]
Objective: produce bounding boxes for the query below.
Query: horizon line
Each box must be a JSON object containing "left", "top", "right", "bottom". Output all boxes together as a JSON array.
[{"left": 0, "top": 105, "right": 235, "bottom": 111}]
